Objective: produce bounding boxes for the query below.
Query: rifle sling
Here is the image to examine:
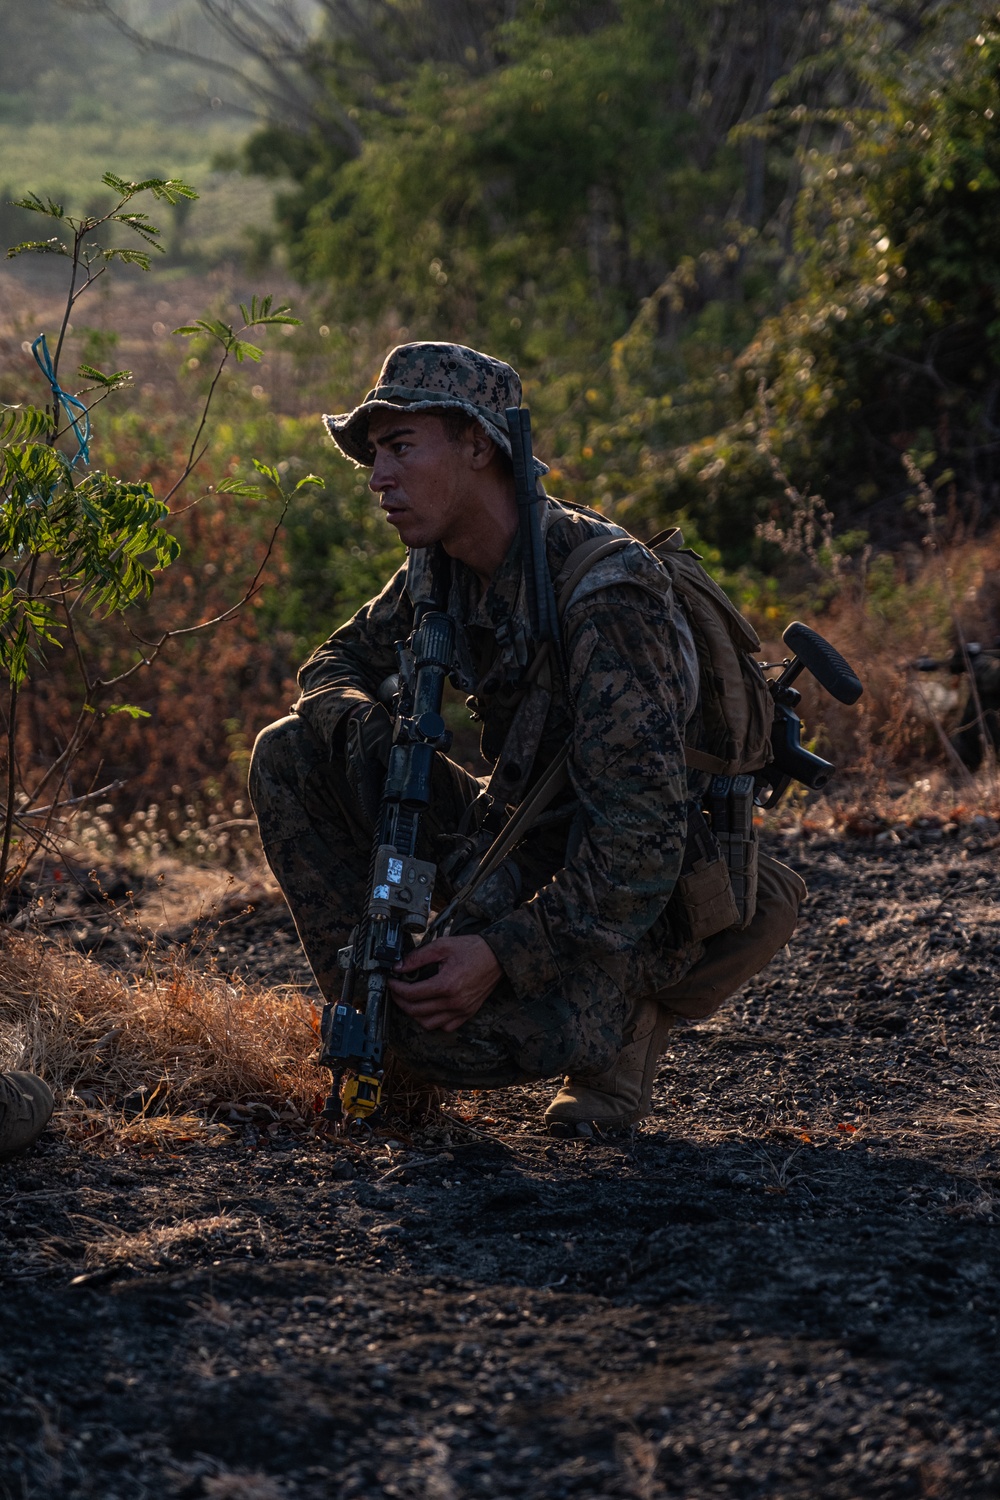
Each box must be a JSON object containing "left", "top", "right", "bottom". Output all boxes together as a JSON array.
[
  {"left": 437, "top": 744, "right": 571, "bottom": 927},
  {"left": 683, "top": 746, "right": 730, "bottom": 773}
]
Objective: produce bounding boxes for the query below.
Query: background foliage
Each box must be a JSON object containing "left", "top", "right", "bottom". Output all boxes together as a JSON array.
[{"left": 4, "top": 0, "right": 1000, "bottom": 838}]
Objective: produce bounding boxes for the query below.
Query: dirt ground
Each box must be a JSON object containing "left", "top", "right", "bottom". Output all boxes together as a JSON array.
[{"left": 2, "top": 823, "right": 1000, "bottom": 1499}]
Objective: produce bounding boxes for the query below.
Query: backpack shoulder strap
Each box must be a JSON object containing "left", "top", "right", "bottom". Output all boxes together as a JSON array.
[
  {"left": 551, "top": 529, "right": 734, "bottom": 774},
  {"left": 554, "top": 535, "right": 632, "bottom": 616}
]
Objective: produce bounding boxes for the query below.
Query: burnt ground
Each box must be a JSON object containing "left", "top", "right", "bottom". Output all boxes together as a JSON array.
[{"left": 2, "top": 826, "right": 1000, "bottom": 1499}]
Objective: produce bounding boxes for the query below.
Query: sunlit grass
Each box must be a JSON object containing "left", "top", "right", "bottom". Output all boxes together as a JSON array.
[{"left": 0, "top": 119, "right": 283, "bottom": 265}]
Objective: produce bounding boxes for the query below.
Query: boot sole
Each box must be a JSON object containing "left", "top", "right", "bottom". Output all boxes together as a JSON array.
[{"left": 545, "top": 1112, "right": 645, "bottom": 1139}]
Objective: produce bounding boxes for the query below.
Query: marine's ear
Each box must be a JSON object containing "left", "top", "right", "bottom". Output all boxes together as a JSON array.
[{"left": 468, "top": 421, "right": 498, "bottom": 470}]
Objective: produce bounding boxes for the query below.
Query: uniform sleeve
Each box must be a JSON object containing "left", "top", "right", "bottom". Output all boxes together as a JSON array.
[
  {"left": 293, "top": 564, "right": 412, "bottom": 751},
  {"left": 481, "top": 587, "right": 690, "bottom": 999}
]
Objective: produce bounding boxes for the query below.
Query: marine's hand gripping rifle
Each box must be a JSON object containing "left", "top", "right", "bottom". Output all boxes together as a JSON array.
[{"left": 319, "top": 559, "right": 454, "bottom": 1127}]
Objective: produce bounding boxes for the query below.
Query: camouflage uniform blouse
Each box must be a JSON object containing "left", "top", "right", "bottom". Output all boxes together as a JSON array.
[{"left": 294, "top": 501, "right": 697, "bottom": 1000}]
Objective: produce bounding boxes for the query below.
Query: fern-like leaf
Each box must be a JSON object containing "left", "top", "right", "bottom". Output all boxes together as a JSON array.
[
  {"left": 12, "top": 193, "right": 65, "bottom": 219},
  {"left": 77, "top": 365, "right": 133, "bottom": 390},
  {"left": 6, "top": 238, "right": 69, "bottom": 259}
]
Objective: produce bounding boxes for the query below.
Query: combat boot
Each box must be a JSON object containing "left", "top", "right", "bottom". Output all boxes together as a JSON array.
[
  {"left": 543, "top": 996, "right": 673, "bottom": 1137},
  {"left": 0, "top": 1071, "right": 54, "bottom": 1161}
]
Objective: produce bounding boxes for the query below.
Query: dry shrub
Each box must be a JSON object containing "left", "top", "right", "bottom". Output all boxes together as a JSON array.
[
  {"left": 0, "top": 929, "right": 320, "bottom": 1147},
  {"left": 83, "top": 1214, "right": 265, "bottom": 1269}
]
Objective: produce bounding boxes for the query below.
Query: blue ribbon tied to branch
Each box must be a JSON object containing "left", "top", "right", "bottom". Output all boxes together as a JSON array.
[{"left": 31, "top": 333, "right": 91, "bottom": 468}]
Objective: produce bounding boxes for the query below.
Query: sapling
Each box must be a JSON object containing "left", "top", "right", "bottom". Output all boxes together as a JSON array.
[{"left": 0, "top": 173, "right": 321, "bottom": 899}]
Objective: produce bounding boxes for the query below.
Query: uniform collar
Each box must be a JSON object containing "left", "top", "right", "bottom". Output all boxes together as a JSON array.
[{"left": 450, "top": 528, "right": 533, "bottom": 691}]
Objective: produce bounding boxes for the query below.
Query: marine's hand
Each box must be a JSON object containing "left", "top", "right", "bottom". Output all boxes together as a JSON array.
[{"left": 388, "top": 935, "right": 501, "bottom": 1033}]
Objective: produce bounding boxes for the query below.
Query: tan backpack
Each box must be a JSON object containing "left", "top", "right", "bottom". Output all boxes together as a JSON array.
[
  {"left": 554, "top": 525, "right": 774, "bottom": 777},
  {"left": 648, "top": 527, "right": 774, "bottom": 775}
]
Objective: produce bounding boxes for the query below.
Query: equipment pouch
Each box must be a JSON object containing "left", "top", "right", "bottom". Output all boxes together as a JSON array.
[
  {"left": 676, "top": 805, "right": 740, "bottom": 943},
  {"left": 708, "top": 774, "right": 759, "bottom": 929}
]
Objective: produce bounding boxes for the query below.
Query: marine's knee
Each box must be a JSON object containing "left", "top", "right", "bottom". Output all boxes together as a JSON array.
[
  {"left": 248, "top": 715, "right": 314, "bottom": 805},
  {"left": 385, "top": 985, "right": 595, "bottom": 1089}
]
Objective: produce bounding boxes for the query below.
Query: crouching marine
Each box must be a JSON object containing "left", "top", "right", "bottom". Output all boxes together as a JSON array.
[{"left": 249, "top": 341, "right": 862, "bottom": 1138}]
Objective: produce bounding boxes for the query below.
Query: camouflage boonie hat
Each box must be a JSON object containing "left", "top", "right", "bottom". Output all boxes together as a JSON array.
[{"left": 322, "top": 341, "right": 548, "bottom": 476}]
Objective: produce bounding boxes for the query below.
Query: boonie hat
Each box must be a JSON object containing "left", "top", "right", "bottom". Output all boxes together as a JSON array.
[{"left": 322, "top": 341, "right": 548, "bottom": 475}]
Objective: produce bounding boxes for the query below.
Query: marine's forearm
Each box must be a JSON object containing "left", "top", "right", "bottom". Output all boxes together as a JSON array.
[{"left": 294, "top": 565, "right": 411, "bottom": 748}]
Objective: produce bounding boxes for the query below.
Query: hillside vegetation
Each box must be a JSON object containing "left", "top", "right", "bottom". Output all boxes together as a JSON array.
[
  {"left": 2, "top": 0, "right": 1000, "bottom": 837},
  {"left": 231, "top": 1, "right": 1000, "bottom": 561}
]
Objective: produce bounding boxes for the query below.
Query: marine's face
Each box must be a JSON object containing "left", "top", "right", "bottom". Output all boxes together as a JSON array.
[{"left": 366, "top": 408, "right": 478, "bottom": 550}]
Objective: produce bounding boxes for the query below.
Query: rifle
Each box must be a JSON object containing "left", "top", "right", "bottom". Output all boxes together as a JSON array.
[
  {"left": 755, "top": 621, "right": 863, "bottom": 809},
  {"left": 318, "top": 548, "right": 453, "bottom": 1128},
  {"left": 911, "top": 643, "right": 991, "bottom": 674}
]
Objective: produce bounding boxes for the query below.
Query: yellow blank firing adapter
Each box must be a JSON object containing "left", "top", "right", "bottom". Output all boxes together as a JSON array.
[{"left": 342, "top": 1074, "right": 382, "bottom": 1119}]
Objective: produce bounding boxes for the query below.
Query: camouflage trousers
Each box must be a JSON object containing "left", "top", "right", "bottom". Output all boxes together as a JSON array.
[{"left": 248, "top": 714, "right": 657, "bottom": 1089}]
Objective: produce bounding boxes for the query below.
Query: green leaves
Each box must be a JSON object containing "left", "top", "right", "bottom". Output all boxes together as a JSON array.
[
  {"left": 0, "top": 441, "right": 181, "bottom": 616},
  {"left": 174, "top": 319, "right": 263, "bottom": 363},
  {"left": 106, "top": 703, "right": 152, "bottom": 720},
  {"left": 11, "top": 193, "right": 66, "bottom": 219},
  {"left": 0, "top": 406, "right": 52, "bottom": 445},
  {"left": 77, "top": 365, "right": 133, "bottom": 392},
  {"left": 238, "top": 294, "right": 301, "bottom": 329},
  {"left": 101, "top": 174, "right": 198, "bottom": 205},
  {"left": 6, "top": 174, "right": 199, "bottom": 268},
  {"left": 291, "top": 472, "right": 324, "bottom": 495},
  {"left": 0, "top": 569, "right": 62, "bottom": 689},
  {"left": 97, "top": 176, "right": 198, "bottom": 255},
  {"left": 6, "top": 238, "right": 70, "bottom": 261},
  {"left": 0, "top": 165, "right": 299, "bottom": 900},
  {"left": 174, "top": 296, "right": 300, "bottom": 364},
  {"left": 102, "top": 247, "right": 153, "bottom": 270},
  {"left": 108, "top": 210, "right": 162, "bottom": 249},
  {"left": 218, "top": 461, "right": 323, "bottom": 502}
]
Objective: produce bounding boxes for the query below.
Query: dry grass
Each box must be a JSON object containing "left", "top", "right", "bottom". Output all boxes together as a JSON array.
[
  {"left": 82, "top": 1213, "right": 270, "bottom": 1269},
  {"left": 202, "top": 1477, "right": 288, "bottom": 1500},
  {"left": 756, "top": 528, "right": 1000, "bottom": 793},
  {"left": 0, "top": 927, "right": 320, "bottom": 1149},
  {"left": 760, "top": 766, "right": 1000, "bottom": 842}
]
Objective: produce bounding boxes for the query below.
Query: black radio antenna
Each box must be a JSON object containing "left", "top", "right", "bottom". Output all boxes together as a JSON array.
[{"left": 506, "top": 405, "right": 558, "bottom": 644}]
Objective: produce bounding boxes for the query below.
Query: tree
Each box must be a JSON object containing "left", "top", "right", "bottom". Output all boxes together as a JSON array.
[
  {"left": 599, "top": 2, "right": 1000, "bottom": 562},
  {"left": 0, "top": 173, "right": 318, "bottom": 899}
]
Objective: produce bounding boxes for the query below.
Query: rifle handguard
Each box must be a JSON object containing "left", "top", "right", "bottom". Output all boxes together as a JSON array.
[{"left": 320, "top": 593, "right": 455, "bottom": 1127}]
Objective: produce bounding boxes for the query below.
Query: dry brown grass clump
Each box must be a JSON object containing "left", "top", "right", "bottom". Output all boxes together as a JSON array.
[
  {"left": 740, "top": 527, "right": 1000, "bottom": 831},
  {"left": 0, "top": 929, "right": 320, "bottom": 1148}
]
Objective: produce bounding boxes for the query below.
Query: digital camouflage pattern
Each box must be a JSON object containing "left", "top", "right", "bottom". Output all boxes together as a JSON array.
[
  {"left": 322, "top": 341, "right": 548, "bottom": 475},
  {"left": 0, "top": 1071, "right": 54, "bottom": 1162},
  {"left": 249, "top": 712, "right": 643, "bottom": 1086},
  {"left": 250, "top": 499, "right": 705, "bottom": 1087}
]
